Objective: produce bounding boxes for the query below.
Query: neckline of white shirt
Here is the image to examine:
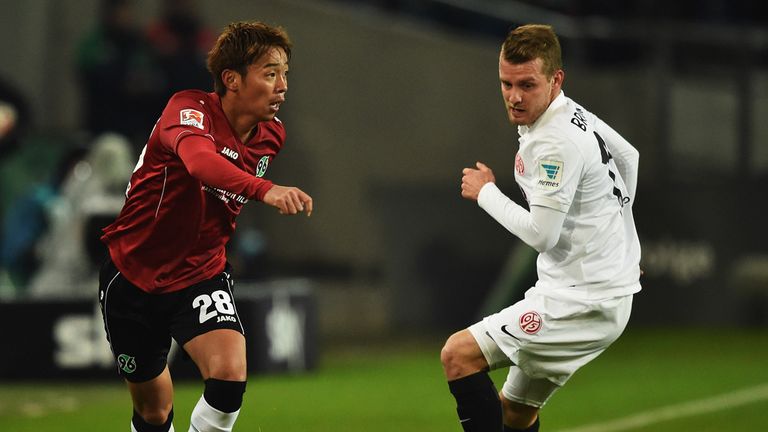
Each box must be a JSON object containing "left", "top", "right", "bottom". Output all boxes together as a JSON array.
[{"left": 517, "top": 91, "right": 567, "bottom": 137}]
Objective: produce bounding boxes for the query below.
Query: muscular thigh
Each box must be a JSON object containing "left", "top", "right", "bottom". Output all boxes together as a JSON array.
[
  {"left": 184, "top": 329, "right": 246, "bottom": 380},
  {"left": 168, "top": 268, "right": 246, "bottom": 380}
]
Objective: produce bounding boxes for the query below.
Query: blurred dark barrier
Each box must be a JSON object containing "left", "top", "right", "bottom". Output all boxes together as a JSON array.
[
  {"left": 372, "top": 182, "right": 530, "bottom": 332},
  {"left": 0, "top": 280, "right": 318, "bottom": 380},
  {"left": 374, "top": 175, "right": 768, "bottom": 330},
  {"left": 631, "top": 177, "right": 768, "bottom": 326}
]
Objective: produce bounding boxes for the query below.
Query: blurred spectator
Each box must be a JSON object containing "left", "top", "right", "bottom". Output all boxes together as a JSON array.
[
  {"left": 0, "top": 76, "right": 33, "bottom": 296},
  {"left": 76, "top": 0, "right": 165, "bottom": 150},
  {"left": 27, "top": 133, "right": 134, "bottom": 298},
  {"left": 0, "top": 145, "right": 88, "bottom": 294},
  {"left": 146, "top": 0, "right": 215, "bottom": 96},
  {"left": 0, "top": 75, "right": 30, "bottom": 161}
]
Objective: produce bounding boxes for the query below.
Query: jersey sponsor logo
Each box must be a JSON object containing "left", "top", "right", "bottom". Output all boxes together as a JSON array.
[
  {"left": 221, "top": 146, "right": 239, "bottom": 160},
  {"left": 217, "top": 315, "right": 238, "bottom": 323},
  {"left": 519, "top": 311, "right": 542, "bottom": 335},
  {"left": 537, "top": 160, "right": 563, "bottom": 190},
  {"left": 117, "top": 353, "right": 137, "bottom": 374},
  {"left": 180, "top": 108, "right": 205, "bottom": 129},
  {"left": 515, "top": 153, "right": 525, "bottom": 176},
  {"left": 202, "top": 185, "right": 248, "bottom": 204},
  {"left": 255, "top": 155, "right": 270, "bottom": 177}
]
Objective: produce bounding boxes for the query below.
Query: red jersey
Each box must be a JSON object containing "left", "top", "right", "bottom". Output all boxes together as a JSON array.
[{"left": 101, "top": 90, "right": 284, "bottom": 293}]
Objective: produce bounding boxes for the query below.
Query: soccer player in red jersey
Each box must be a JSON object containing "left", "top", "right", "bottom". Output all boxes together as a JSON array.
[{"left": 98, "top": 21, "right": 312, "bottom": 432}]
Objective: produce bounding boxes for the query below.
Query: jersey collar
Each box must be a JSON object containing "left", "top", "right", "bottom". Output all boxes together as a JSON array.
[{"left": 517, "top": 90, "right": 566, "bottom": 137}]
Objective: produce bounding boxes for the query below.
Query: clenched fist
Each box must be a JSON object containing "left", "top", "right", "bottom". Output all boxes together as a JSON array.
[
  {"left": 263, "top": 184, "right": 313, "bottom": 216},
  {"left": 461, "top": 161, "right": 495, "bottom": 201}
]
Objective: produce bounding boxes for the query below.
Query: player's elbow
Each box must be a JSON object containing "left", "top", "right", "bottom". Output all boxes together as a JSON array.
[
  {"left": 628, "top": 147, "right": 640, "bottom": 166},
  {"left": 529, "top": 232, "right": 559, "bottom": 253},
  {"left": 619, "top": 145, "right": 639, "bottom": 168},
  {"left": 186, "top": 164, "right": 203, "bottom": 180}
]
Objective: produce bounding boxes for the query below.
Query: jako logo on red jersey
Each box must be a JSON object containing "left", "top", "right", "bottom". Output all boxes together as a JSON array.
[
  {"left": 180, "top": 109, "right": 205, "bottom": 129},
  {"left": 221, "top": 147, "right": 239, "bottom": 160}
]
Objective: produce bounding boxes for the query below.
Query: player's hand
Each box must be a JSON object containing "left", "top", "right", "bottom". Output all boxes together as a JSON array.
[
  {"left": 461, "top": 161, "right": 495, "bottom": 201},
  {"left": 263, "top": 184, "right": 313, "bottom": 216}
]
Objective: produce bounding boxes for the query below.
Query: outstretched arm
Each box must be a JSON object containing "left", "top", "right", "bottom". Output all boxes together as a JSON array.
[
  {"left": 177, "top": 135, "right": 312, "bottom": 216},
  {"left": 178, "top": 134, "right": 274, "bottom": 200}
]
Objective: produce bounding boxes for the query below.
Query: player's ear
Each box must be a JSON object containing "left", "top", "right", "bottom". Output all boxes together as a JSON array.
[
  {"left": 552, "top": 69, "right": 565, "bottom": 92},
  {"left": 222, "top": 69, "right": 240, "bottom": 93}
]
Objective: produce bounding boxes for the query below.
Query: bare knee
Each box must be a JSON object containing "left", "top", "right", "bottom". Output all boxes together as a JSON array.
[
  {"left": 185, "top": 330, "right": 247, "bottom": 381},
  {"left": 129, "top": 369, "right": 173, "bottom": 425},
  {"left": 206, "top": 354, "right": 247, "bottom": 381},
  {"left": 440, "top": 339, "right": 457, "bottom": 378},
  {"left": 441, "top": 330, "right": 488, "bottom": 380},
  {"left": 134, "top": 401, "right": 173, "bottom": 425},
  {"left": 501, "top": 395, "right": 539, "bottom": 429}
]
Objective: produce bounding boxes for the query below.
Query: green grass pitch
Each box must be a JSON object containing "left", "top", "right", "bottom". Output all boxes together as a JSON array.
[{"left": 1, "top": 328, "right": 767, "bottom": 431}]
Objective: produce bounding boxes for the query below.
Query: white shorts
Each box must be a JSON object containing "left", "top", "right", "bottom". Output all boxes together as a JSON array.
[{"left": 468, "top": 287, "right": 633, "bottom": 407}]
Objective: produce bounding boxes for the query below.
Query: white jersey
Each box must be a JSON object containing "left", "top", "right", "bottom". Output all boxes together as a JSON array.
[{"left": 512, "top": 91, "right": 640, "bottom": 298}]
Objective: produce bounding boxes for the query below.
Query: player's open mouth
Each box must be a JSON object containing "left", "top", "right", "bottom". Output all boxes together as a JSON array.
[{"left": 269, "top": 97, "right": 285, "bottom": 111}]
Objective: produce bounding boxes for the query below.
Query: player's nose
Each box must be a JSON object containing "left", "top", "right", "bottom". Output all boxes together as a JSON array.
[{"left": 507, "top": 90, "right": 522, "bottom": 104}]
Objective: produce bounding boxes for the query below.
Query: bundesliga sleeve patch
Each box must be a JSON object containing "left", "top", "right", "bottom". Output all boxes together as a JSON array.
[
  {"left": 537, "top": 160, "right": 564, "bottom": 190},
  {"left": 180, "top": 109, "right": 205, "bottom": 129}
]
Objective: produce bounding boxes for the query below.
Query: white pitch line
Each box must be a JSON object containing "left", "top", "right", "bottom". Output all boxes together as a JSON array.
[{"left": 557, "top": 383, "right": 768, "bottom": 432}]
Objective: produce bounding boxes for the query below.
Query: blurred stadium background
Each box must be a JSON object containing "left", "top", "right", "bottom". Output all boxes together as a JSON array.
[{"left": 1, "top": 0, "right": 767, "bottom": 430}]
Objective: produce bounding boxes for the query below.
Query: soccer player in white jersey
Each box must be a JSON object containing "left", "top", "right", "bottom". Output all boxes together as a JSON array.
[{"left": 440, "top": 24, "right": 641, "bottom": 432}]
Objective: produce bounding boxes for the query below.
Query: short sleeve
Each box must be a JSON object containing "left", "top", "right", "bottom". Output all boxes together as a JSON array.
[{"left": 527, "top": 133, "right": 584, "bottom": 213}]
